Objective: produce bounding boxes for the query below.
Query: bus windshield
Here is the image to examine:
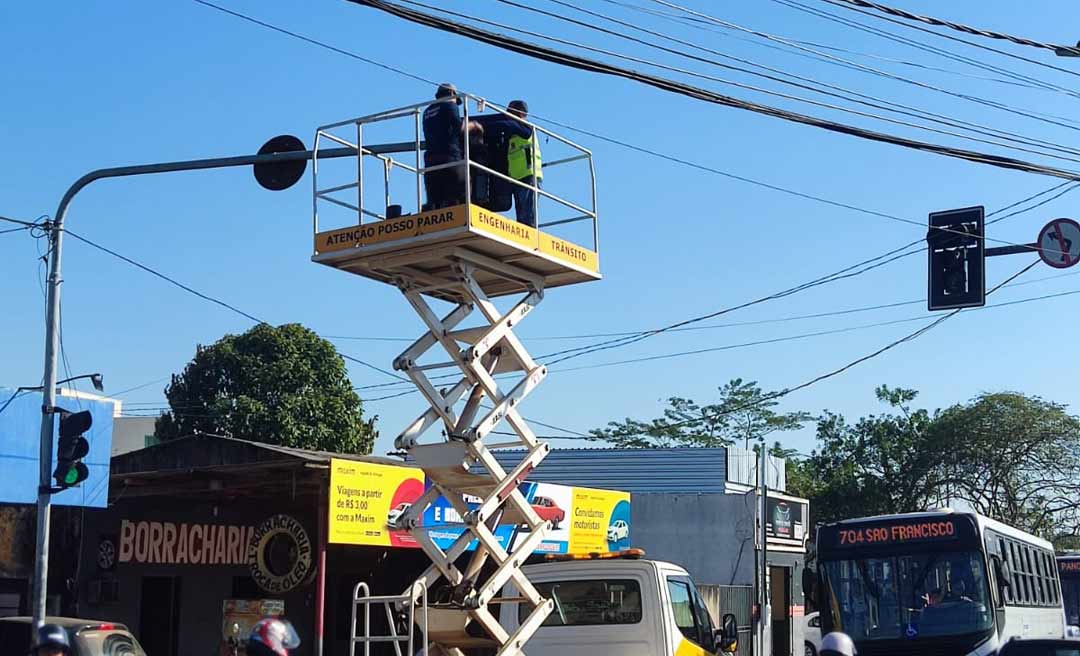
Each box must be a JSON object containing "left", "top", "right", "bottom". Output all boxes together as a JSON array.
[
  {"left": 822, "top": 550, "right": 993, "bottom": 641},
  {"left": 1063, "top": 575, "right": 1080, "bottom": 627}
]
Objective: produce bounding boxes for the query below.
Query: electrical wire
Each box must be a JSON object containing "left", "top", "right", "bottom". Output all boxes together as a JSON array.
[
  {"left": 349, "top": 0, "right": 1080, "bottom": 182},
  {"left": 594, "top": 259, "right": 1041, "bottom": 438},
  {"left": 62, "top": 228, "right": 406, "bottom": 383},
  {"left": 819, "top": 0, "right": 1080, "bottom": 64},
  {"left": 192, "top": 0, "right": 1069, "bottom": 252},
  {"left": 487, "top": 0, "right": 1080, "bottom": 163},
  {"left": 653, "top": 0, "right": 1080, "bottom": 128},
  {"left": 771, "top": 0, "right": 1080, "bottom": 103},
  {"left": 598, "top": 0, "right": 1052, "bottom": 92}
]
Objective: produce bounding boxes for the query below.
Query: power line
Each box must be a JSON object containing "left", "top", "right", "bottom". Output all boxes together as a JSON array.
[
  {"left": 487, "top": 0, "right": 1080, "bottom": 163},
  {"left": 595, "top": 259, "right": 1041, "bottom": 438},
  {"left": 63, "top": 228, "right": 406, "bottom": 383},
  {"left": 193, "top": 0, "right": 1069, "bottom": 252},
  {"left": 820, "top": 0, "right": 1080, "bottom": 60},
  {"left": 598, "top": 0, "right": 1053, "bottom": 92},
  {"left": 349, "top": 0, "right": 1080, "bottom": 182},
  {"left": 654, "top": 0, "right": 1080, "bottom": 128},
  {"left": 771, "top": 0, "right": 1080, "bottom": 103}
]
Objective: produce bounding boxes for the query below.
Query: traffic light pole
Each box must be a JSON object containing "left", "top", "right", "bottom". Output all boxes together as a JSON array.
[{"left": 30, "top": 139, "right": 416, "bottom": 631}]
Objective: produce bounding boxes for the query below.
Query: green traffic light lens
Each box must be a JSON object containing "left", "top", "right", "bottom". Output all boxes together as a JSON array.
[{"left": 63, "top": 468, "right": 79, "bottom": 485}]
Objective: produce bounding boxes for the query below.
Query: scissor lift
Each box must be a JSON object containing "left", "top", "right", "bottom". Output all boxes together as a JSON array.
[{"left": 314, "top": 93, "right": 600, "bottom": 656}]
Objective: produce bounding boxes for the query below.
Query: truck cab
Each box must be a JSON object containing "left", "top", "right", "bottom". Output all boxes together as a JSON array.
[{"left": 499, "top": 553, "right": 737, "bottom": 656}]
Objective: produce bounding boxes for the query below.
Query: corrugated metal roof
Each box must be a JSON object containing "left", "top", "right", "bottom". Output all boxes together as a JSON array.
[{"left": 490, "top": 447, "right": 729, "bottom": 494}]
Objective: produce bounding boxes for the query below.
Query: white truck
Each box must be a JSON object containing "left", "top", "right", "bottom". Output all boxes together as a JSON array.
[{"left": 497, "top": 551, "right": 739, "bottom": 656}]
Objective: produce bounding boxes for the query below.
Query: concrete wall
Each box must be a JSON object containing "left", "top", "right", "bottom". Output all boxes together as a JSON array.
[
  {"left": 110, "top": 417, "right": 157, "bottom": 456},
  {"left": 631, "top": 492, "right": 759, "bottom": 586}
]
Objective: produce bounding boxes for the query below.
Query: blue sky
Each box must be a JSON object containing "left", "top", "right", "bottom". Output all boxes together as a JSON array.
[{"left": 3, "top": 1, "right": 1080, "bottom": 457}]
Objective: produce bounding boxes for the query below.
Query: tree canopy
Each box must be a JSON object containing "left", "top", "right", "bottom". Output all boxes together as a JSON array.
[
  {"left": 787, "top": 386, "right": 1080, "bottom": 539},
  {"left": 588, "top": 378, "right": 811, "bottom": 449},
  {"left": 155, "top": 323, "right": 377, "bottom": 454}
]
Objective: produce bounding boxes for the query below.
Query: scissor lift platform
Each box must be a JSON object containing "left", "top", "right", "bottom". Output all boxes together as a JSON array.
[
  {"left": 313, "top": 202, "right": 600, "bottom": 302},
  {"left": 322, "top": 93, "right": 600, "bottom": 656}
]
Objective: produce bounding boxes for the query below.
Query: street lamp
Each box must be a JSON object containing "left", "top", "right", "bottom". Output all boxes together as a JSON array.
[
  {"left": 27, "top": 134, "right": 417, "bottom": 632},
  {"left": 0, "top": 373, "right": 104, "bottom": 416}
]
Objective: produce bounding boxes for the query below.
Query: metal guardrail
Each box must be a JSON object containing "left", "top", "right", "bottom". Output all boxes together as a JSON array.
[{"left": 313, "top": 92, "right": 599, "bottom": 252}]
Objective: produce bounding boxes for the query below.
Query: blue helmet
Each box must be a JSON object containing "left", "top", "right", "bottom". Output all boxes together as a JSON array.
[{"left": 33, "top": 624, "right": 71, "bottom": 655}]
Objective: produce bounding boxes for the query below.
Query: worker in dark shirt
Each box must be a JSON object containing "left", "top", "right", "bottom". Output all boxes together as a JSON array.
[
  {"left": 422, "top": 83, "right": 481, "bottom": 210},
  {"left": 504, "top": 100, "right": 542, "bottom": 228}
]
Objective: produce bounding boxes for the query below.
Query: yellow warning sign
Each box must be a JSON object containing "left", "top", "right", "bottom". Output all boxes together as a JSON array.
[
  {"left": 539, "top": 234, "right": 599, "bottom": 272},
  {"left": 314, "top": 205, "right": 468, "bottom": 253},
  {"left": 469, "top": 205, "right": 538, "bottom": 250}
]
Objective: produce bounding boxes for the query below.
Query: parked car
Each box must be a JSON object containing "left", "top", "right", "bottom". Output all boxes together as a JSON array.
[
  {"left": 606, "top": 519, "right": 630, "bottom": 543},
  {"left": 530, "top": 495, "right": 566, "bottom": 529},
  {"left": 387, "top": 501, "right": 412, "bottom": 527},
  {"left": 803, "top": 611, "right": 822, "bottom": 656},
  {"left": 0, "top": 616, "right": 146, "bottom": 656}
]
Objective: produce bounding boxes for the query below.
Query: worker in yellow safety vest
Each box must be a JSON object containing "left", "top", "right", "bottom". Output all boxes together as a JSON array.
[{"left": 505, "top": 100, "right": 542, "bottom": 227}]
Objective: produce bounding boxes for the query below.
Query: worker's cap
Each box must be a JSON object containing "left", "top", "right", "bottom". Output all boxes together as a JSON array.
[
  {"left": 435, "top": 82, "right": 458, "bottom": 99},
  {"left": 508, "top": 99, "right": 528, "bottom": 114}
]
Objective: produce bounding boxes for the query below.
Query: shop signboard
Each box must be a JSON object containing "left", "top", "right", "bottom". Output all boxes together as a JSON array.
[
  {"left": 328, "top": 458, "right": 631, "bottom": 554},
  {"left": 766, "top": 493, "right": 808, "bottom": 545}
]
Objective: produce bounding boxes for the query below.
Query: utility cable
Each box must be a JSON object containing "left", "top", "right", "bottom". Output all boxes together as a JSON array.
[
  {"left": 598, "top": 0, "right": 1052, "bottom": 92},
  {"left": 820, "top": 0, "right": 1080, "bottom": 61},
  {"left": 652, "top": 0, "right": 1080, "bottom": 128},
  {"left": 63, "top": 228, "right": 406, "bottom": 382},
  {"left": 594, "top": 259, "right": 1040, "bottom": 439},
  {"left": 349, "top": 0, "right": 1080, "bottom": 182},
  {"left": 193, "top": 0, "right": 1071, "bottom": 248},
  {"left": 491, "top": 0, "right": 1080, "bottom": 163},
  {"left": 772, "top": 0, "right": 1080, "bottom": 103}
]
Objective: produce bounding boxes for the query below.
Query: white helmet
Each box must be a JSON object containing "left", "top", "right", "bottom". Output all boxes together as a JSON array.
[{"left": 820, "top": 632, "right": 857, "bottom": 656}]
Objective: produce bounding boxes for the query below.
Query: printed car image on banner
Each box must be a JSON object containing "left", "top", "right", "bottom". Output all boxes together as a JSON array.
[
  {"left": 423, "top": 481, "right": 573, "bottom": 555},
  {"left": 569, "top": 486, "right": 631, "bottom": 553},
  {"left": 328, "top": 459, "right": 425, "bottom": 547},
  {"left": 423, "top": 482, "right": 630, "bottom": 555}
]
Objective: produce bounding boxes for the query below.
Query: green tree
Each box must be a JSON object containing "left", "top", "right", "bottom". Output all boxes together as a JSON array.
[
  {"left": 155, "top": 323, "right": 377, "bottom": 453},
  {"left": 589, "top": 378, "right": 810, "bottom": 448},
  {"left": 930, "top": 392, "right": 1080, "bottom": 537},
  {"left": 790, "top": 386, "right": 949, "bottom": 527}
]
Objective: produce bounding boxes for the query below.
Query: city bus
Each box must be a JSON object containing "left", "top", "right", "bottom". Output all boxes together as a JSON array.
[
  {"left": 1060, "top": 554, "right": 1080, "bottom": 633},
  {"left": 816, "top": 509, "right": 1065, "bottom": 656}
]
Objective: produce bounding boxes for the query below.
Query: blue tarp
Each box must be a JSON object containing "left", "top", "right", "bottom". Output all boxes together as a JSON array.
[{"left": 0, "top": 387, "right": 112, "bottom": 507}]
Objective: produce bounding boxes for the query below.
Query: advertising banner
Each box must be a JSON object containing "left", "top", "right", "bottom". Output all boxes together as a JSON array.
[
  {"left": 328, "top": 459, "right": 425, "bottom": 547},
  {"left": 329, "top": 459, "right": 631, "bottom": 554}
]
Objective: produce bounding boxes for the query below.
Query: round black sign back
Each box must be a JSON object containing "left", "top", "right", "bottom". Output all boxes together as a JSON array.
[{"left": 254, "top": 135, "right": 307, "bottom": 191}]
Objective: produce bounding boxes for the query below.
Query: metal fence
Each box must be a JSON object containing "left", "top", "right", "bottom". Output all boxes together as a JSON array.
[{"left": 699, "top": 584, "right": 754, "bottom": 656}]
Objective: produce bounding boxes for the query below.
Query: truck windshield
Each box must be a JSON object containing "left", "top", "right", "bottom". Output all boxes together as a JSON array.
[
  {"left": 822, "top": 550, "right": 993, "bottom": 640},
  {"left": 524, "top": 579, "right": 642, "bottom": 626}
]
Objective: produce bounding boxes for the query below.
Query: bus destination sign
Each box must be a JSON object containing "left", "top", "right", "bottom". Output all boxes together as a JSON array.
[
  {"left": 1060, "top": 559, "right": 1080, "bottom": 575},
  {"left": 830, "top": 519, "right": 959, "bottom": 549}
]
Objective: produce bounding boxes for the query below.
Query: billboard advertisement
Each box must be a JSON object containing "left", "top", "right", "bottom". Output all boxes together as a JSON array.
[
  {"left": 328, "top": 458, "right": 630, "bottom": 554},
  {"left": 328, "top": 459, "right": 425, "bottom": 547},
  {"left": 0, "top": 388, "right": 113, "bottom": 508}
]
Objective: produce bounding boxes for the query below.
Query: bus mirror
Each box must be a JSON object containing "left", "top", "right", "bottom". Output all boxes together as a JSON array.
[{"left": 716, "top": 613, "right": 738, "bottom": 654}]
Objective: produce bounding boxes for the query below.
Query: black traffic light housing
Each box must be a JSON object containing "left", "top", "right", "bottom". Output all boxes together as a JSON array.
[
  {"left": 928, "top": 207, "right": 985, "bottom": 311},
  {"left": 54, "top": 408, "right": 92, "bottom": 490}
]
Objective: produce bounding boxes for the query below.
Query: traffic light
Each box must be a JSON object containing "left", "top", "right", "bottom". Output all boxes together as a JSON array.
[
  {"left": 54, "top": 408, "right": 92, "bottom": 490},
  {"left": 928, "top": 207, "right": 985, "bottom": 311}
]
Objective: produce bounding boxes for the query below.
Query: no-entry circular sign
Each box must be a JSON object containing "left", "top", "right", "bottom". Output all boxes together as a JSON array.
[{"left": 1037, "top": 218, "right": 1080, "bottom": 269}]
